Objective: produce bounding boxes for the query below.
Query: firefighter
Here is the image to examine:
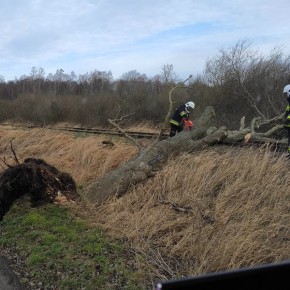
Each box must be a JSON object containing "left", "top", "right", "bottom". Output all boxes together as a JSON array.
[
  {"left": 283, "top": 84, "right": 290, "bottom": 158},
  {"left": 169, "top": 101, "right": 195, "bottom": 137}
]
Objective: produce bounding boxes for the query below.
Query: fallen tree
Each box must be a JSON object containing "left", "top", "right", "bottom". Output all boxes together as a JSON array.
[
  {"left": 0, "top": 106, "right": 286, "bottom": 216},
  {"left": 85, "top": 106, "right": 287, "bottom": 206}
]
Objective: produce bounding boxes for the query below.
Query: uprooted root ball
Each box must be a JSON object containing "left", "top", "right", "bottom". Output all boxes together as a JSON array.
[{"left": 0, "top": 158, "right": 79, "bottom": 221}]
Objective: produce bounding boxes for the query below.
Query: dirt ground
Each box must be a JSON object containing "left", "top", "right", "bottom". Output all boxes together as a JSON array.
[{"left": 0, "top": 257, "right": 28, "bottom": 290}]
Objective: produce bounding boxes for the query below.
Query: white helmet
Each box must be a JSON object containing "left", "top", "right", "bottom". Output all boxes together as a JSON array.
[
  {"left": 283, "top": 84, "right": 290, "bottom": 97},
  {"left": 185, "top": 101, "right": 195, "bottom": 111}
]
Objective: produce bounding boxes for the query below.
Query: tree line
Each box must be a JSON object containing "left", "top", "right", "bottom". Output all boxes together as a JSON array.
[{"left": 0, "top": 40, "right": 289, "bottom": 130}]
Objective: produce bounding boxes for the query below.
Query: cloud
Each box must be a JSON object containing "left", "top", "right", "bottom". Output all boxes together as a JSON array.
[{"left": 0, "top": 0, "right": 289, "bottom": 80}]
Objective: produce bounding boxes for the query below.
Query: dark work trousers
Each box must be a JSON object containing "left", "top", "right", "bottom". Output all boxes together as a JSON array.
[
  {"left": 287, "top": 127, "right": 290, "bottom": 153},
  {"left": 170, "top": 124, "right": 183, "bottom": 137}
]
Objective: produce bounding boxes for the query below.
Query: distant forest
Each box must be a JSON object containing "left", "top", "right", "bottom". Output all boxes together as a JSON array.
[{"left": 1, "top": 40, "right": 290, "bottom": 130}]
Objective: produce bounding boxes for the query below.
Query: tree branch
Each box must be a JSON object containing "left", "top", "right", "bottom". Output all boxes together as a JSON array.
[
  {"left": 108, "top": 118, "right": 142, "bottom": 151},
  {"left": 159, "top": 75, "right": 193, "bottom": 138}
]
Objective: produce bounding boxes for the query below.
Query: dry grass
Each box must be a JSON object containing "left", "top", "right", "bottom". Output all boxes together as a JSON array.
[
  {"left": 122, "top": 121, "right": 161, "bottom": 133},
  {"left": 1, "top": 124, "right": 290, "bottom": 286},
  {"left": 92, "top": 146, "right": 290, "bottom": 282},
  {"left": 0, "top": 125, "right": 137, "bottom": 185}
]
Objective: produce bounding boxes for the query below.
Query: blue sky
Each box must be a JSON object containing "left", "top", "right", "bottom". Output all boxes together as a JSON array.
[{"left": 1, "top": 0, "right": 289, "bottom": 81}]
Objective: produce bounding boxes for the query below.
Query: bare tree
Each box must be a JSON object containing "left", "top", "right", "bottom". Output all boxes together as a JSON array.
[
  {"left": 160, "top": 64, "right": 178, "bottom": 83},
  {"left": 89, "top": 70, "right": 113, "bottom": 93},
  {"left": 204, "top": 39, "right": 290, "bottom": 121},
  {"left": 30, "top": 67, "right": 46, "bottom": 94}
]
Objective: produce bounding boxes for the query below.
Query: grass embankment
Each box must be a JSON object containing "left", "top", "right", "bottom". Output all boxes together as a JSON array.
[
  {"left": 0, "top": 125, "right": 142, "bottom": 289},
  {"left": 0, "top": 200, "right": 143, "bottom": 289},
  {"left": 1, "top": 123, "right": 290, "bottom": 289}
]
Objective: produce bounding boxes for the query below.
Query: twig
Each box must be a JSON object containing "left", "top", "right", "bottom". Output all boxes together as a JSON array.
[
  {"left": 0, "top": 156, "right": 12, "bottom": 168},
  {"left": 160, "top": 200, "right": 193, "bottom": 214},
  {"left": 10, "top": 141, "right": 20, "bottom": 165},
  {"left": 111, "top": 111, "right": 135, "bottom": 122}
]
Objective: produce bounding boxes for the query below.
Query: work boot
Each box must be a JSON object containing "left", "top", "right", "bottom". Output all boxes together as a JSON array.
[{"left": 286, "top": 153, "right": 290, "bottom": 159}]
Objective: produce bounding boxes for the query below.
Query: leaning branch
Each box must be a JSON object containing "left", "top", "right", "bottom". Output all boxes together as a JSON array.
[
  {"left": 159, "top": 75, "right": 193, "bottom": 139},
  {"left": 108, "top": 118, "right": 142, "bottom": 151}
]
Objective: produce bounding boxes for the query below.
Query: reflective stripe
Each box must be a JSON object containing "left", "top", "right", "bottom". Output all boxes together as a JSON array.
[
  {"left": 180, "top": 111, "right": 187, "bottom": 117},
  {"left": 286, "top": 105, "right": 290, "bottom": 111},
  {"left": 287, "top": 115, "right": 290, "bottom": 120},
  {"left": 170, "top": 119, "right": 180, "bottom": 126}
]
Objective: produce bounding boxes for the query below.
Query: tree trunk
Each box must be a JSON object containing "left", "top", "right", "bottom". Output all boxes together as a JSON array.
[
  {"left": 84, "top": 105, "right": 287, "bottom": 205},
  {"left": 85, "top": 106, "right": 216, "bottom": 205}
]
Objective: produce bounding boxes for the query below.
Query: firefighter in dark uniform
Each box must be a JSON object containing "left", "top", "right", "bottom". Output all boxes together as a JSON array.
[
  {"left": 283, "top": 84, "right": 290, "bottom": 158},
  {"left": 169, "top": 101, "right": 195, "bottom": 137}
]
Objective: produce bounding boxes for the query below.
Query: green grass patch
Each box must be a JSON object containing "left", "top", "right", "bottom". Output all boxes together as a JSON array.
[{"left": 0, "top": 198, "right": 144, "bottom": 290}]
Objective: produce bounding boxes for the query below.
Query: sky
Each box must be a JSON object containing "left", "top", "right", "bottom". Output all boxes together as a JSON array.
[{"left": 1, "top": 0, "right": 290, "bottom": 81}]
